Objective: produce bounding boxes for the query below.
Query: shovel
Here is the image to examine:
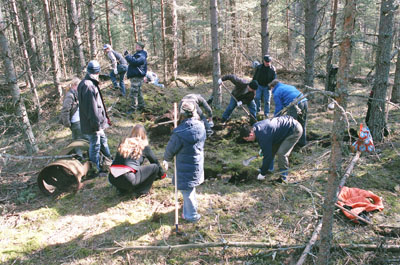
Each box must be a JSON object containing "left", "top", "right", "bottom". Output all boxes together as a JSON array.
[{"left": 242, "top": 155, "right": 258, "bottom": 166}]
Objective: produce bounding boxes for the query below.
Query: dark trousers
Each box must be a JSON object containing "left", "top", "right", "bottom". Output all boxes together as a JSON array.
[
  {"left": 287, "top": 101, "right": 308, "bottom": 147},
  {"left": 108, "top": 164, "right": 159, "bottom": 194}
]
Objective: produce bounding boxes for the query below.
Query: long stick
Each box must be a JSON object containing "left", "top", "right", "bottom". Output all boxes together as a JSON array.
[
  {"left": 220, "top": 82, "right": 257, "bottom": 121},
  {"left": 173, "top": 103, "right": 179, "bottom": 233}
]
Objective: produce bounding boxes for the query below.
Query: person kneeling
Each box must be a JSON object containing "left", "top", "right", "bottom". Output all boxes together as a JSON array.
[{"left": 108, "top": 124, "right": 165, "bottom": 196}]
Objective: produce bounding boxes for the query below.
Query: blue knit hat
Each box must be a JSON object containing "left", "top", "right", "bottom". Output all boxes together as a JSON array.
[{"left": 87, "top": 60, "right": 101, "bottom": 74}]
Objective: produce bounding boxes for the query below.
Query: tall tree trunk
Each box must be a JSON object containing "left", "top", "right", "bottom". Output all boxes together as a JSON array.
[
  {"left": 87, "top": 0, "right": 97, "bottom": 59},
  {"left": 0, "top": 5, "right": 38, "bottom": 154},
  {"left": 10, "top": 0, "right": 42, "bottom": 115},
  {"left": 317, "top": 0, "right": 355, "bottom": 263},
  {"left": 160, "top": 0, "right": 167, "bottom": 83},
  {"left": 368, "top": 0, "right": 395, "bottom": 142},
  {"left": 105, "top": 0, "right": 112, "bottom": 46},
  {"left": 230, "top": 0, "right": 237, "bottom": 73},
  {"left": 181, "top": 14, "right": 187, "bottom": 58},
  {"left": 165, "top": 0, "right": 178, "bottom": 81},
  {"left": 67, "top": 0, "right": 86, "bottom": 75},
  {"left": 149, "top": 0, "right": 157, "bottom": 56},
  {"left": 260, "top": 0, "right": 269, "bottom": 57},
  {"left": 130, "top": 0, "right": 138, "bottom": 43},
  {"left": 52, "top": 0, "right": 67, "bottom": 78},
  {"left": 285, "top": 0, "right": 291, "bottom": 63},
  {"left": 210, "top": 0, "right": 222, "bottom": 108},
  {"left": 324, "top": 0, "right": 338, "bottom": 104},
  {"left": 19, "top": 0, "right": 41, "bottom": 72},
  {"left": 303, "top": 0, "right": 318, "bottom": 88},
  {"left": 392, "top": 34, "right": 400, "bottom": 103},
  {"left": 42, "top": 0, "right": 63, "bottom": 99}
]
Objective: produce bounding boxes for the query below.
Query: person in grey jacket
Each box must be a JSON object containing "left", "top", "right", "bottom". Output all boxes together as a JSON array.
[
  {"left": 78, "top": 60, "right": 112, "bottom": 173},
  {"left": 179, "top": 94, "right": 214, "bottom": 136},
  {"left": 163, "top": 101, "right": 206, "bottom": 223},
  {"left": 103, "top": 44, "right": 128, "bottom": 96}
]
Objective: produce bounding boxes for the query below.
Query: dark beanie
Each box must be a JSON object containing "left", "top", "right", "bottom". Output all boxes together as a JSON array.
[
  {"left": 263, "top": 55, "right": 271, "bottom": 62},
  {"left": 249, "top": 80, "right": 259, "bottom": 90},
  {"left": 87, "top": 60, "right": 101, "bottom": 74}
]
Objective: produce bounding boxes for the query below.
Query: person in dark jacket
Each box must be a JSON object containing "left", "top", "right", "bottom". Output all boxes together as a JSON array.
[
  {"left": 124, "top": 42, "right": 148, "bottom": 112},
  {"left": 103, "top": 44, "right": 128, "bottom": 96},
  {"left": 269, "top": 79, "right": 308, "bottom": 147},
  {"left": 78, "top": 60, "right": 112, "bottom": 173},
  {"left": 252, "top": 55, "right": 277, "bottom": 117},
  {"left": 179, "top": 94, "right": 214, "bottom": 136},
  {"left": 108, "top": 124, "right": 165, "bottom": 195},
  {"left": 163, "top": 101, "right": 206, "bottom": 223},
  {"left": 240, "top": 116, "right": 302, "bottom": 183},
  {"left": 218, "top": 74, "right": 258, "bottom": 123}
]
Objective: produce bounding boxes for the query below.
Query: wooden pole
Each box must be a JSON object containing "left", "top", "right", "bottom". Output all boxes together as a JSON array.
[{"left": 173, "top": 102, "right": 179, "bottom": 232}]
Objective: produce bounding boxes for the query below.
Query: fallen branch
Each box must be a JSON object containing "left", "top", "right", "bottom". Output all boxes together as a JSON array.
[
  {"left": 0, "top": 153, "right": 75, "bottom": 160},
  {"left": 175, "top": 78, "right": 194, "bottom": 89}
]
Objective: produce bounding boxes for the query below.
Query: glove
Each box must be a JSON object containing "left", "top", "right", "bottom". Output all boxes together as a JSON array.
[
  {"left": 258, "top": 149, "right": 263, "bottom": 157},
  {"left": 208, "top": 120, "right": 214, "bottom": 128},
  {"left": 218, "top": 78, "right": 223, "bottom": 85},
  {"left": 237, "top": 101, "right": 242, "bottom": 107},
  {"left": 257, "top": 174, "right": 266, "bottom": 180},
  {"left": 107, "top": 118, "right": 112, "bottom": 126},
  {"left": 162, "top": 160, "right": 169, "bottom": 171},
  {"left": 124, "top": 50, "right": 129, "bottom": 56},
  {"left": 113, "top": 68, "right": 118, "bottom": 75}
]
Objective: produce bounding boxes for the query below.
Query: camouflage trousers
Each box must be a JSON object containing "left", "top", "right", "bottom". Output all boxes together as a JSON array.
[{"left": 129, "top": 77, "right": 145, "bottom": 110}]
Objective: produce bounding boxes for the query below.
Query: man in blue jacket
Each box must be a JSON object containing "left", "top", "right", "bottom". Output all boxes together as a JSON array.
[
  {"left": 163, "top": 101, "right": 206, "bottom": 223},
  {"left": 270, "top": 79, "right": 308, "bottom": 147},
  {"left": 240, "top": 116, "right": 302, "bottom": 183},
  {"left": 124, "top": 42, "right": 147, "bottom": 112}
]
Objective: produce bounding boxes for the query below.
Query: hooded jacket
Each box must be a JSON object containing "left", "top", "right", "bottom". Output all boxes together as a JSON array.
[
  {"left": 60, "top": 89, "right": 79, "bottom": 127},
  {"left": 272, "top": 82, "right": 307, "bottom": 116},
  {"left": 164, "top": 118, "right": 206, "bottom": 190},
  {"left": 125, "top": 50, "right": 147, "bottom": 78},
  {"left": 78, "top": 74, "right": 110, "bottom": 134}
]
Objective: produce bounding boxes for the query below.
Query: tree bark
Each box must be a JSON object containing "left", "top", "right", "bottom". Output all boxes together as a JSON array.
[
  {"left": 368, "top": 0, "right": 395, "bottom": 142},
  {"left": 324, "top": 0, "right": 338, "bottom": 104},
  {"left": 105, "top": 0, "right": 112, "bottom": 46},
  {"left": 303, "top": 0, "right": 318, "bottom": 88},
  {"left": 160, "top": 0, "right": 168, "bottom": 83},
  {"left": 317, "top": 0, "right": 355, "bottom": 263},
  {"left": 165, "top": 0, "right": 178, "bottom": 81},
  {"left": 0, "top": 5, "right": 38, "bottom": 154},
  {"left": 210, "top": 0, "right": 222, "bottom": 108},
  {"left": 67, "top": 0, "right": 86, "bottom": 75},
  {"left": 260, "top": 0, "right": 269, "bottom": 57},
  {"left": 392, "top": 36, "right": 400, "bottom": 103},
  {"left": 42, "top": 0, "right": 63, "bottom": 99},
  {"left": 52, "top": 0, "right": 68, "bottom": 78},
  {"left": 149, "top": 0, "right": 157, "bottom": 56},
  {"left": 129, "top": 0, "right": 138, "bottom": 43},
  {"left": 87, "top": 0, "right": 97, "bottom": 59}
]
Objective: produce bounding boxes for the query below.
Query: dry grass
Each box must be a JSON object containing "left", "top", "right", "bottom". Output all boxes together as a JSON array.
[{"left": 0, "top": 73, "right": 399, "bottom": 264}]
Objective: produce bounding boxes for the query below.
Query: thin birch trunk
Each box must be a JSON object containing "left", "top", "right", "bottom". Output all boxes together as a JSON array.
[{"left": 210, "top": 0, "right": 222, "bottom": 108}]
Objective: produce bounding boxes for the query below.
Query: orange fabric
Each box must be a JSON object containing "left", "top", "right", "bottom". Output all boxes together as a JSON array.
[{"left": 337, "top": 186, "right": 384, "bottom": 222}]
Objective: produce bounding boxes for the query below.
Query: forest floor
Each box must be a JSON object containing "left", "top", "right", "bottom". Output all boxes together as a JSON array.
[{"left": 0, "top": 72, "right": 400, "bottom": 265}]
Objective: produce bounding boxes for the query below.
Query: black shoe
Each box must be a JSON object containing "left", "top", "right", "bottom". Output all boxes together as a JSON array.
[{"left": 276, "top": 176, "right": 288, "bottom": 184}]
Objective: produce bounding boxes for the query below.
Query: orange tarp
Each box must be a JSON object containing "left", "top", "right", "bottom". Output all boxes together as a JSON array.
[{"left": 337, "top": 186, "right": 384, "bottom": 223}]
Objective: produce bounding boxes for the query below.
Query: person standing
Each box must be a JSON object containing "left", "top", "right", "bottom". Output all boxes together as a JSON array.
[
  {"left": 163, "top": 101, "right": 206, "bottom": 223},
  {"left": 78, "top": 60, "right": 112, "bottom": 174},
  {"left": 125, "top": 42, "right": 147, "bottom": 112},
  {"left": 269, "top": 79, "right": 308, "bottom": 147},
  {"left": 240, "top": 115, "right": 303, "bottom": 183},
  {"left": 180, "top": 93, "right": 214, "bottom": 136},
  {"left": 218, "top": 75, "right": 258, "bottom": 124},
  {"left": 108, "top": 124, "right": 165, "bottom": 196},
  {"left": 103, "top": 44, "right": 128, "bottom": 96},
  {"left": 252, "top": 55, "right": 276, "bottom": 118}
]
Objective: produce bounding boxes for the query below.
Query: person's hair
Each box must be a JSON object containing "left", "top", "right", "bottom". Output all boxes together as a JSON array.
[
  {"left": 118, "top": 137, "right": 146, "bottom": 160},
  {"left": 71, "top": 77, "right": 80, "bottom": 86},
  {"left": 129, "top": 124, "right": 149, "bottom": 144},
  {"left": 269, "top": 79, "right": 279, "bottom": 88},
  {"left": 239, "top": 124, "right": 253, "bottom": 139}
]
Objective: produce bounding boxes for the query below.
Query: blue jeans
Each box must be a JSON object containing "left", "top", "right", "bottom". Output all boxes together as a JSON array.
[
  {"left": 287, "top": 101, "right": 308, "bottom": 147},
  {"left": 255, "top": 85, "right": 271, "bottom": 115},
  {"left": 88, "top": 130, "right": 111, "bottom": 170},
  {"left": 180, "top": 187, "right": 201, "bottom": 222},
  {"left": 110, "top": 64, "right": 128, "bottom": 96},
  {"left": 222, "top": 97, "right": 257, "bottom": 121}
]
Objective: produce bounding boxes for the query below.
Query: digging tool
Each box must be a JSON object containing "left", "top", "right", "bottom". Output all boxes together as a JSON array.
[
  {"left": 173, "top": 103, "right": 180, "bottom": 233},
  {"left": 242, "top": 155, "right": 258, "bottom": 166},
  {"left": 220, "top": 82, "right": 257, "bottom": 121}
]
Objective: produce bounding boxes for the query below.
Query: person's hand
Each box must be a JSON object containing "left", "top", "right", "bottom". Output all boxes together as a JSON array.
[
  {"left": 218, "top": 78, "right": 223, "bottom": 85},
  {"left": 107, "top": 118, "right": 112, "bottom": 126},
  {"left": 113, "top": 68, "right": 118, "bottom": 75},
  {"left": 258, "top": 149, "right": 263, "bottom": 157},
  {"left": 124, "top": 50, "right": 129, "bottom": 56},
  {"left": 257, "top": 174, "right": 266, "bottom": 180},
  {"left": 237, "top": 101, "right": 242, "bottom": 106},
  {"left": 162, "top": 160, "right": 169, "bottom": 171},
  {"left": 208, "top": 119, "right": 214, "bottom": 128}
]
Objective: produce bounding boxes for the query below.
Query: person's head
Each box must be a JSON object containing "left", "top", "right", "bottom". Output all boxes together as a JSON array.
[
  {"left": 118, "top": 137, "right": 146, "bottom": 160},
  {"left": 180, "top": 101, "right": 198, "bottom": 121},
  {"left": 70, "top": 77, "right": 80, "bottom": 91},
  {"left": 129, "top": 124, "right": 148, "bottom": 144},
  {"left": 240, "top": 125, "right": 256, "bottom": 142},
  {"left": 86, "top": 60, "right": 101, "bottom": 75},
  {"left": 103, "top": 44, "right": 112, "bottom": 54},
  {"left": 136, "top": 42, "right": 145, "bottom": 51},
  {"left": 263, "top": 54, "right": 271, "bottom": 67},
  {"left": 248, "top": 80, "right": 259, "bottom": 92},
  {"left": 268, "top": 79, "right": 279, "bottom": 89}
]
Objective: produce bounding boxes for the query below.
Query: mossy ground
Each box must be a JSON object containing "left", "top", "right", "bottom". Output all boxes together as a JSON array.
[{"left": 0, "top": 73, "right": 399, "bottom": 264}]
